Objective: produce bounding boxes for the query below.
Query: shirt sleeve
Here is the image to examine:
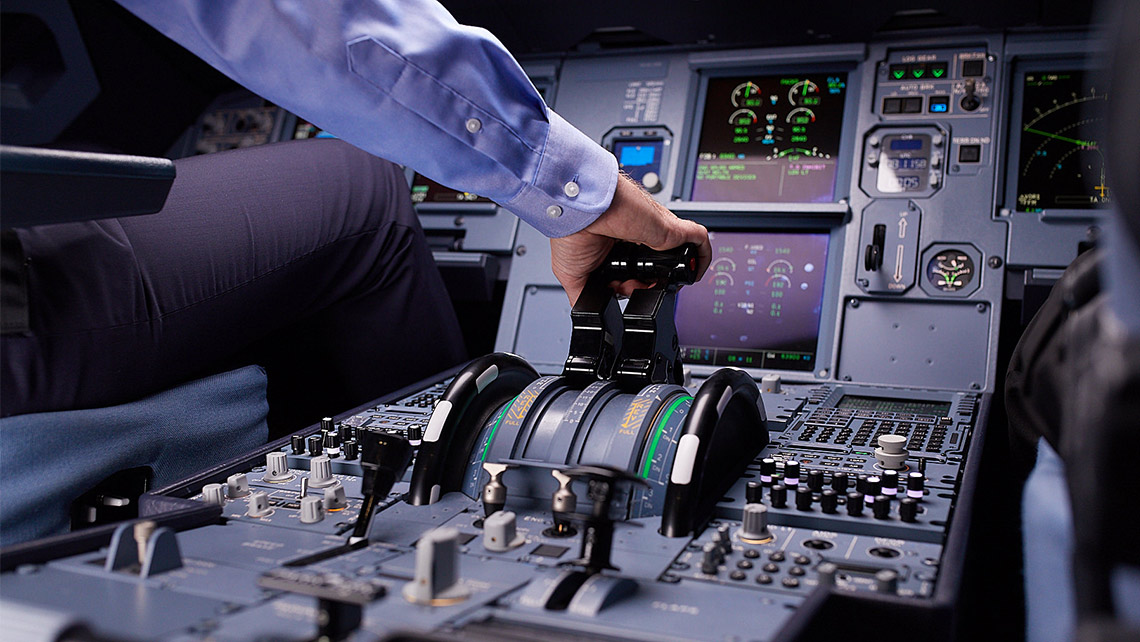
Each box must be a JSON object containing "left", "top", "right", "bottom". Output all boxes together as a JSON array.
[{"left": 113, "top": 0, "right": 618, "bottom": 238}]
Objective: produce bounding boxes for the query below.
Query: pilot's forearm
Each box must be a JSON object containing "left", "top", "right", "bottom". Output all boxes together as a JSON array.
[{"left": 114, "top": 0, "right": 617, "bottom": 237}]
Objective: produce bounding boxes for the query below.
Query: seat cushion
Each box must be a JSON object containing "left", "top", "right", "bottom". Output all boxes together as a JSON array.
[{"left": 0, "top": 365, "right": 268, "bottom": 546}]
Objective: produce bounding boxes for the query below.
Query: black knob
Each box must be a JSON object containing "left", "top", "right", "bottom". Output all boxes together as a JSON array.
[
  {"left": 760, "top": 458, "right": 777, "bottom": 485},
  {"left": 882, "top": 469, "right": 900, "bottom": 496},
  {"left": 873, "top": 495, "right": 891, "bottom": 520},
  {"left": 820, "top": 489, "right": 839, "bottom": 514},
  {"left": 746, "top": 481, "right": 764, "bottom": 504},
  {"left": 320, "top": 416, "right": 335, "bottom": 433},
  {"left": 856, "top": 474, "right": 869, "bottom": 494},
  {"left": 342, "top": 439, "right": 359, "bottom": 461},
  {"left": 770, "top": 484, "right": 787, "bottom": 508},
  {"left": 291, "top": 434, "right": 306, "bottom": 455},
  {"left": 899, "top": 498, "right": 918, "bottom": 523},
  {"left": 865, "top": 475, "right": 881, "bottom": 501},
  {"left": 847, "top": 492, "right": 864, "bottom": 516},
  {"left": 700, "top": 542, "right": 720, "bottom": 575},
  {"left": 339, "top": 424, "right": 355, "bottom": 443},
  {"left": 795, "top": 487, "right": 813, "bottom": 511},
  {"left": 907, "top": 472, "right": 925, "bottom": 500},
  {"left": 306, "top": 434, "right": 323, "bottom": 456},
  {"left": 831, "top": 472, "right": 849, "bottom": 492},
  {"left": 784, "top": 461, "right": 800, "bottom": 486},
  {"left": 407, "top": 425, "right": 424, "bottom": 443},
  {"left": 807, "top": 470, "right": 824, "bottom": 492},
  {"left": 323, "top": 431, "right": 340, "bottom": 458}
]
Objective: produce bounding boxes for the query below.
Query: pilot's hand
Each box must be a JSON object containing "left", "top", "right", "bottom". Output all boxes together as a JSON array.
[{"left": 550, "top": 173, "right": 711, "bottom": 305}]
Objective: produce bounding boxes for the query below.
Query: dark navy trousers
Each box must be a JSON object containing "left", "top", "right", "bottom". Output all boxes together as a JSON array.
[{"left": 1, "top": 139, "right": 467, "bottom": 437}]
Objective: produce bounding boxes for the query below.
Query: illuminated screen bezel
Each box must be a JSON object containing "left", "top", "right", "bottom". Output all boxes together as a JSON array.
[
  {"left": 676, "top": 228, "right": 831, "bottom": 373},
  {"left": 681, "top": 66, "right": 854, "bottom": 204},
  {"left": 1003, "top": 60, "right": 1110, "bottom": 217}
]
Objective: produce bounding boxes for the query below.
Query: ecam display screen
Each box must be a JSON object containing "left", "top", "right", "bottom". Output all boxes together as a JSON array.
[
  {"left": 676, "top": 230, "right": 829, "bottom": 371},
  {"left": 410, "top": 174, "right": 492, "bottom": 204},
  {"left": 690, "top": 73, "right": 847, "bottom": 203}
]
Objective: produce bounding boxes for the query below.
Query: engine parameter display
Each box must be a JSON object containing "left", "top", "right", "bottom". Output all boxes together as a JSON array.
[
  {"left": 691, "top": 73, "right": 847, "bottom": 203},
  {"left": 677, "top": 230, "right": 829, "bottom": 371},
  {"left": 411, "top": 174, "right": 492, "bottom": 204},
  {"left": 1016, "top": 70, "right": 1109, "bottom": 212}
]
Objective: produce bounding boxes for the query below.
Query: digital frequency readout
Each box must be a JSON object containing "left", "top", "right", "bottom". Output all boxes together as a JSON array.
[
  {"left": 691, "top": 73, "right": 847, "bottom": 203},
  {"left": 676, "top": 230, "right": 829, "bottom": 371}
]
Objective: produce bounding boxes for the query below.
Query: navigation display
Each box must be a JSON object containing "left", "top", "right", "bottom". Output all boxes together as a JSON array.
[
  {"left": 691, "top": 73, "right": 847, "bottom": 202},
  {"left": 676, "top": 230, "right": 829, "bottom": 371},
  {"left": 1015, "top": 70, "right": 1109, "bottom": 212}
]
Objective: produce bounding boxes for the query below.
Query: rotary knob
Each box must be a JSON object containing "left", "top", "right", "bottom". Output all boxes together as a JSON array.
[
  {"left": 262, "top": 452, "right": 295, "bottom": 483},
  {"left": 308, "top": 455, "right": 337, "bottom": 488}
]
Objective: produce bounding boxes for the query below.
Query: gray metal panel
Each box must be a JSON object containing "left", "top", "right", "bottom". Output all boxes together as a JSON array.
[{"left": 837, "top": 299, "right": 990, "bottom": 391}]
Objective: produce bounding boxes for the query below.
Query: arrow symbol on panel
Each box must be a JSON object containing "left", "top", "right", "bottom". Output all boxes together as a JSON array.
[
  {"left": 898, "top": 218, "right": 908, "bottom": 239},
  {"left": 894, "top": 245, "right": 905, "bottom": 283}
]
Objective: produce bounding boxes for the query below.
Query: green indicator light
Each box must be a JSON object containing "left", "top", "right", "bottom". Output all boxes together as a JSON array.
[
  {"left": 892, "top": 70, "right": 906, "bottom": 80},
  {"left": 480, "top": 395, "right": 517, "bottom": 461},
  {"left": 912, "top": 69, "right": 925, "bottom": 78},
  {"left": 642, "top": 395, "right": 692, "bottom": 478},
  {"left": 852, "top": 450, "right": 871, "bottom": 456},
  {"left": 931, "top": 68, "right": 945, "bottom": 78}
]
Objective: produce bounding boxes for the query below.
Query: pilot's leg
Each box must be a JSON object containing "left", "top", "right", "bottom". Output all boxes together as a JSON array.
[{"left": 1, "top": 138, "right": 466, "bottom": 436}]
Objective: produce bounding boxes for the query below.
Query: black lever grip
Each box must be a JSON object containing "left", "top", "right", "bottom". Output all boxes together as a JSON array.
[{"left": 598, "top": 242, "right": 699, "bottom": 288}]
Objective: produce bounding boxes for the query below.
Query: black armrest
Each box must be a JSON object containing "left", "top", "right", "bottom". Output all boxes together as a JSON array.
[{"left": 1, "top": 145, "right": 175, "bottom": 228}]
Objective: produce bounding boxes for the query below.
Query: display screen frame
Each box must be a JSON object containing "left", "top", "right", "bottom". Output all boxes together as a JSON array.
[
  {"left": 678, "top": 62, "right": 859, "bottom": 206},
  {"left": 674, "top": 218, "right": 844, "bottom": 380},
  {"left": 1002, "top": 58, "right": 1111, "bottom": 219}
]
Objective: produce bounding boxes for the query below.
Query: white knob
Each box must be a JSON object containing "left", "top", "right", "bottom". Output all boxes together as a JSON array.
[
  {"left": 300, "top": 496, "right": 324, "bottom": 524},
  {"left": 226, "top": 473, "right": 250, "bottom": 498},
  {"left": 403, "top": 527, "right": 470, "bottom": 605},
  {"left": 202, "top": 483, "right": 226, "bottom": 506},
  {"left": 483, "top": 511, "right": 525, "bottom": 552},
  {"left": 245, "top": 491, "right": 274, "bottom": 518},
  {"left": 262, "top": 452, "right": 294, "bottom": 483},
  {"left": 308, "top": 455, "right": 336, "bottom": 488},
  {"left": 323, "top": 484, "right": 348, "bottom": 512}
]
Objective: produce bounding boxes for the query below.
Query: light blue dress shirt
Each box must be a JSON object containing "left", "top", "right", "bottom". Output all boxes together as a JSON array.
[{"left": 114, "top": 0, "right": 618, "bottom": 238}]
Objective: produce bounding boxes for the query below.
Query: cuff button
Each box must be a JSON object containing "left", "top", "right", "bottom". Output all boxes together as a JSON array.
[
  {"left": 563, "top": 181, "right": 580, "bottom": 198},
  {"left": 465, "top": 118, "right": 482, "bottom": 133},
  {"left": 546, "top": 205, "right": 563, "bottom": 218}
]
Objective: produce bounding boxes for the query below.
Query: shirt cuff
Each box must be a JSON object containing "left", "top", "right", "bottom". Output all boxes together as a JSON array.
[{"left": 502, "top": 110, "right": 619, "bottom": 238}]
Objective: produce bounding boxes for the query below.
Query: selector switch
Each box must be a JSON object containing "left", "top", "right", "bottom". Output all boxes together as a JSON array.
[
  {"left": 784, "top": 460, "right": 800, "bottom": 487},
  {"left": 323, "top": 432, "right": 340, "bottom": 459},
  {"left": 307, "top": 434, "right": 323, "bottom": 457},
  {"left": 796, "top": 487, "right": 813, "bottom": 511},
  {"left": 299, "top": 495, "right": 324, "bottom": 524},
  {"left": 760, "top": 458, "right": 777, "bottom": 486},
  {"left": 900, "top": 497, "right": 919, "bottom": 522},
  {"left": 739, "top": 503, "right": 773, "bottom": 544},
  {"left": 403, "top": 527, "right": 470, "bottom": 605},
  {"left": 770, "top": 483, "right": 788, "bottom": 508},
  {"left": 323, "top": 484, "right": 348, "bottom": 512},
  {"left": 820, "top": 489, "right": 839, "bottom": 514},
  {"left": 308, "top": 455, "right": 337, "bottom": 488},
  {"left": 746, "top": 481, "right": 764, "bottom": 504},
  {"left": 831, "top": 472, "right": 849, "bottom": 492},
  {"left": 202, "top": 483, "right": 226, "bottom": 506},
  {"left": 701, "top": 542, "right": 722, "bottom": 575},
  {"left": 875, "top": 434, "right": 909, "bottom": 470},
  {"left": 342, "top": 439, "right": 359, "bottom": 461},
  {"left": 291, "top": 434, "right": 306, "bottom": 455},
  {"left": 483, "top": 511, "right": 525, "bottom": 552},
  {"left": 262, "top": 452, "right": 295, "bottom": 483},
  {"left": 246, "top": 491, "right": 274, "bottom": 518},
  {"left": 227, "top": 473, "right": 250, "bottom": 498},
  {"left": 760, "top": 374, "right": 781, "bottom": 394}
]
